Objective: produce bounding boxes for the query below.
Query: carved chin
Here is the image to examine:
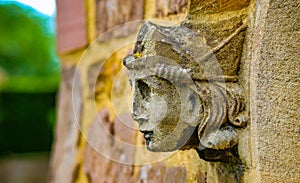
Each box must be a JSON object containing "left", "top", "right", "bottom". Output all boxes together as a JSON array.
[
  {"left": 146, "top": 140, "right": 179, "bottom": 152},
  {"left": 145, "top": 135, "right": 188, "bottom": 152},
  {"left": 145, "top": 125, "right": 198, "bottom": 152}
]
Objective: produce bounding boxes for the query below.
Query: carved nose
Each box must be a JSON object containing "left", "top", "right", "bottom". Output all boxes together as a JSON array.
[
  {"left": 131, "top": 110, "right": 140, "bottom": 120},
  {"left": 131, "top": 97, "right": 150, "bottom": 126},
  {"left": 131, "top": 112, "right": 148, "bottom": 124},
  {"left": 131, "top": 112, "right": 139, "bottom": 120},
  {"left": 138, "top": 121, "right": 155, "bottom": 133}
]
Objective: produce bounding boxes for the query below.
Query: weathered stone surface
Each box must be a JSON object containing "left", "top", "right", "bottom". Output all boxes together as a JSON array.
[
  {"left": 136, "top": 163, "right": 165, "bottom": 183},
  {"left": 164, "top": 166, "right": 187, "bottom": 182},
  {"left": 144, "top": 0, "right": 188, "bottom": 20},
  {"left": 189, "top": 0, "right": 250, "bottom": 14},
  {"left": 136, "top": 162, "right": 187, "bottom": 183},
  {"left": 155, "top": 0, "right": 188, "bottom": 17},
  {"left": 249, "top": 0, "right": 300, "bottom": 182},
  {"left": 183, "top": 15, "right": 248, "bottom": 77},
  {"left": 83, "top": 109, "right": 136, "bottom": 183},
  {"left": 124, "top": 13, "right": 248, "bottom": 165},
  {"left": 51, "top": 0, "right": 299, "bottom": 182},
  {"left": 49, "top": 64, "right": 82, "bottom": 183},
  {"left": 95, "top": 0, "right": 144, "bottom": 36},
  {"left": 84, "top": 144, "right": 135, "bottom": 183},
  {"left": 71, "top": 40, "right": 137, "bottom": 182}
]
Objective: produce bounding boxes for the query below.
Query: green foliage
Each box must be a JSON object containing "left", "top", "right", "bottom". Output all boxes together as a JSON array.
[
  {"left": 0, "top": 2, "right": 58, "bottom": 155},
  {"left": 0, "top": 92, "right": 56, "bottom": 154},
  {"left": 0, "top": 2, "right": 60, "bottom": 92}
]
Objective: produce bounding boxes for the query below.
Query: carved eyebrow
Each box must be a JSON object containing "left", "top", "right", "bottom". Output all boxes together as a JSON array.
[
  {"left": 136, "top": 76, "right": 166, "bottom": 90},
  {"left": 139, "top": 78, "right": 159, "bottom": 89}
]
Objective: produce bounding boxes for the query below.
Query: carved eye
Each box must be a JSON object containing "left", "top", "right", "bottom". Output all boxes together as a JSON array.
[{"left": 137, "top": 80, "right": 151, "bottom": 100}]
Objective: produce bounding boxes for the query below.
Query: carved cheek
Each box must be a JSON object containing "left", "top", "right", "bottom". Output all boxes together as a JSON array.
[{"left": 148, "top": 94, "right": 168, "bottom": 126}]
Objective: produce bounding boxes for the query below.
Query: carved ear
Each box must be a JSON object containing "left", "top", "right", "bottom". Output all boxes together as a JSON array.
[{"left": 185, "top": 91, "right": 202, "bottom": 126}]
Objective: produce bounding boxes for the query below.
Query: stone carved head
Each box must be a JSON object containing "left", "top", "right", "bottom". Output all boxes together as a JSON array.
[{"left": 124, "top": 22, "right": 248, "bottom": 162}]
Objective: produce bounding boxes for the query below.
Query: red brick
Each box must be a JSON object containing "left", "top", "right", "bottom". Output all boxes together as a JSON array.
[
  {"left": 83, "top": 110, "right": 136, "bottom": 183},
  {"left": 56, "top": 0, "right": 87, "bottom": 53},
  {"left": 49, "top": 64, "right": 82, "bottom": 183},
  {"left": 155, "top": 0, "right": 188, "bottom": 17},
  {"left": 96, "top": 0, "right": 144, "bottom": 35}
]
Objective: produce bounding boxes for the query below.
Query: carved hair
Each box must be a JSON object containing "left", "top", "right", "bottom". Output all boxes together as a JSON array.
[
  {"left": 133, "top": 60, "right": 248, "bottom": 138},
  {"left": 194, "top": 81, "right": 247, "bottom": 139}
]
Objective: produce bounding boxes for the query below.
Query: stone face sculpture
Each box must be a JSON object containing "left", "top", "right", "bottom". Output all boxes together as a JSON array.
[{"left": 123, "top": 21, "right": 248, "bottom": 163}]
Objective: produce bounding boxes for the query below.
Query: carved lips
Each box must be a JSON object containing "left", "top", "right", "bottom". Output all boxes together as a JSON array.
[{"left": 142, "top": 131, "right": 153, "bottom": 145}]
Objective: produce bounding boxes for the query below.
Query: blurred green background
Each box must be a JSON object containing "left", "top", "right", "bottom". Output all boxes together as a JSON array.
[{"left": 0, "top": 1, "right": 59, "bottom": 182}]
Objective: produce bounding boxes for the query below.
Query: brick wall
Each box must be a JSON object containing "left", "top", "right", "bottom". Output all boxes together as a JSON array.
[{"left": 51, "top": 0, "right": 300, "bottom": 182}]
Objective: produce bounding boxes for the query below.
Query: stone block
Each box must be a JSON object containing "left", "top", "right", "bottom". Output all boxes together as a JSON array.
[
  {"left": 155, "top": 0, "right": 188, "bottom": 17},
  {"left": 96, "top": 0, "right": 144, "bottom": 36}
]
